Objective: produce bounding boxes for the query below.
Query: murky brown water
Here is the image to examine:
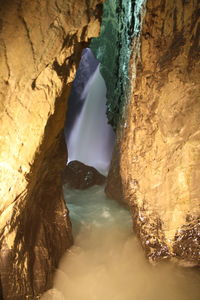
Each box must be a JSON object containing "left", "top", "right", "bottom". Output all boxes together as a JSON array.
[{"left": 42, "top": 186, "right": 200, "bottom": 300}]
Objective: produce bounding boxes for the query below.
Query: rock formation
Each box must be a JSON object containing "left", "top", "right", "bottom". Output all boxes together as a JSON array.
[
  {"left": 106, "top": 0, "right": 200, "bottom": 265},
  {"left": 63, "top": 161, "right": 106, "bottom": 190},
  {"left": 0, "top": 0, "right": 103, "bottom": 298},
  {"left": 0, "top": 0, "right": 199, "bottom": 298}
]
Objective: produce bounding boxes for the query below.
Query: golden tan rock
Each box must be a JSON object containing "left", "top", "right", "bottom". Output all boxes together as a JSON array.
[
  {"left": 106, "top": 0, "right": 200, "bottom": 265},
  {"left": 0, "top": 0, "right": 103, "bottom": 298}
]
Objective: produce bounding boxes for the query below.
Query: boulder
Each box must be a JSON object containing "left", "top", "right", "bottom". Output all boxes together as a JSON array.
[{"left": 63, "top": 161, "right": 106, "bottom": 189}]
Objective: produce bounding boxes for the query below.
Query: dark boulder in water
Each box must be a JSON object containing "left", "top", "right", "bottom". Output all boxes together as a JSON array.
[{"left": 63, "top": 160, "right": 106, "bottom": 189}]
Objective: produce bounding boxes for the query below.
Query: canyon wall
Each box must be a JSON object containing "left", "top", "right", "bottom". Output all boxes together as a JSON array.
[
  {"left": 106, "top": 0, "right": 200, "bottom": 265},
  {"left": 0, "top": 0, "right": 103, "bottom": 298},
  {"left": 91, "top": 0, "right": 136, "bottom": 130}
]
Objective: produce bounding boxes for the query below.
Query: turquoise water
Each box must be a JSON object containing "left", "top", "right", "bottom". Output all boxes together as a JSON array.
[{"left": 42, "top": 185, "right": 200, "bottom": 300}]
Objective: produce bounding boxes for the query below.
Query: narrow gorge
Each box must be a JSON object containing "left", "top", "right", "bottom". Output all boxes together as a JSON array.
[{"left": 0, "top": 0, "right": 199, "bottom": 299}]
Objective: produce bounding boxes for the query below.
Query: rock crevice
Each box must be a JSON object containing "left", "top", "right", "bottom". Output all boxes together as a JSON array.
[{"left": 0, "top": 0, "right": 104, "bottom": 298}]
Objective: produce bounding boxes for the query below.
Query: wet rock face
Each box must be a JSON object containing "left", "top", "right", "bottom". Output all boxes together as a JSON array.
[
  {"left": 173, "top": 217, "right": 200, "bottom": 266},
  {"left": 0, "top": 0, "right": 103, "bottom": 298},
  {"left": 106, "top": 0, "right": 200, "bottom": 265},
  {"left": 104, "top": 144, "right": 123, "bottom": 203},
  {"left": 63, "top": 161, "right": 106, "bottom": 190}
]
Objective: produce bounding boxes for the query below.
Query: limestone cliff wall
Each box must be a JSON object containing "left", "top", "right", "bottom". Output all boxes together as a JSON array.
[
  {"left": 106, "top": 0, "right": 200, "bottom": 265},
  {"left": 0, "top": 0, "right": 103, "bottom": 298}
]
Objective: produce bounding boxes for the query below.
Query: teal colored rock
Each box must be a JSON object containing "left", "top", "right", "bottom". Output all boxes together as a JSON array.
[{"left": 90, "top": 0, "right": 145, "bottom": 130}]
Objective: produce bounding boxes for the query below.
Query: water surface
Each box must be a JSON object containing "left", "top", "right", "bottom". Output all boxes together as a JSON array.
[{"left": 42, "top": 185, "right": 200, "bottom": 300}]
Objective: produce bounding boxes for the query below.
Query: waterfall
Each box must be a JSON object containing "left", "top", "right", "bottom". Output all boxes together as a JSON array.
[
  {"left": 67, "top": 63, "right": 115, "bottom": 175},
  {"left": 65, "top": 48, "right": 99, "bottom": 141}
]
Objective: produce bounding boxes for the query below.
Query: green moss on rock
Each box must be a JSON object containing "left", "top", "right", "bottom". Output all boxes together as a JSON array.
[{"left": 90, "top": 0, "right": 145, "bottom": 130}]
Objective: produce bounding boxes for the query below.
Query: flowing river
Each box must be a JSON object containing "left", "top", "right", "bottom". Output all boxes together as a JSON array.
[{"left": 42, "top": 185, "right": 200, "bottom": 300}]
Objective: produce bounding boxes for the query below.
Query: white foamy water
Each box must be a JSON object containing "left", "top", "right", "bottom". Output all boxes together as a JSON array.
[
  {"left": 42, "top": 186, "right": 200, "bottom": 300},
  {"left": 67, "top": 65, "right": 115, "bottom": 175}
]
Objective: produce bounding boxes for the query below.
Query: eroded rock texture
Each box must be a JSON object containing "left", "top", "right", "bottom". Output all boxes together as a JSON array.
[
  {"left": 106, "top": 0, "right": 200, "bottom": 265},
  {"left": 0, "top": 0, "right": 103, "bottom": 298}
]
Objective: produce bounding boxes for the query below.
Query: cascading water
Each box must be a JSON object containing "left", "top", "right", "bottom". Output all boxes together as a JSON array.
[
  {"left": 66, "top": 54, "right": 115, "bottom": 175},
  {"left": 41, "top": 186, "right": 200, "bottom": 300},
  {"left": 65, "top": 49, "right": 99, "bottom": 141}
]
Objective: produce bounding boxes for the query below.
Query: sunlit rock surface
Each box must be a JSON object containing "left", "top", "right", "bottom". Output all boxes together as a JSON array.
[
  {"left": 106, "top": 0, "right": 200, "bottom": 265},
  {"left": 0, "top": 0, "right": 103, "bottom": 298}
]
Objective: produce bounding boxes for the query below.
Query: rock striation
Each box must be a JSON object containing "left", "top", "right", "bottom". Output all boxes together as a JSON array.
[
  {"left": 0, "top": 0, "right": 103, "bottom": 299},
  {"left": 106, "top": 0, "right": 200, "bottom": 265}
]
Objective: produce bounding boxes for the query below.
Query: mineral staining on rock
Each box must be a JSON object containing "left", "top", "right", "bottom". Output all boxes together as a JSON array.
[
  {"left": 91, "top": 0, "right": 146, "bottom": 130},
  {"left": 106, "top": 0, "right": 200, "bottom": 265}
]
